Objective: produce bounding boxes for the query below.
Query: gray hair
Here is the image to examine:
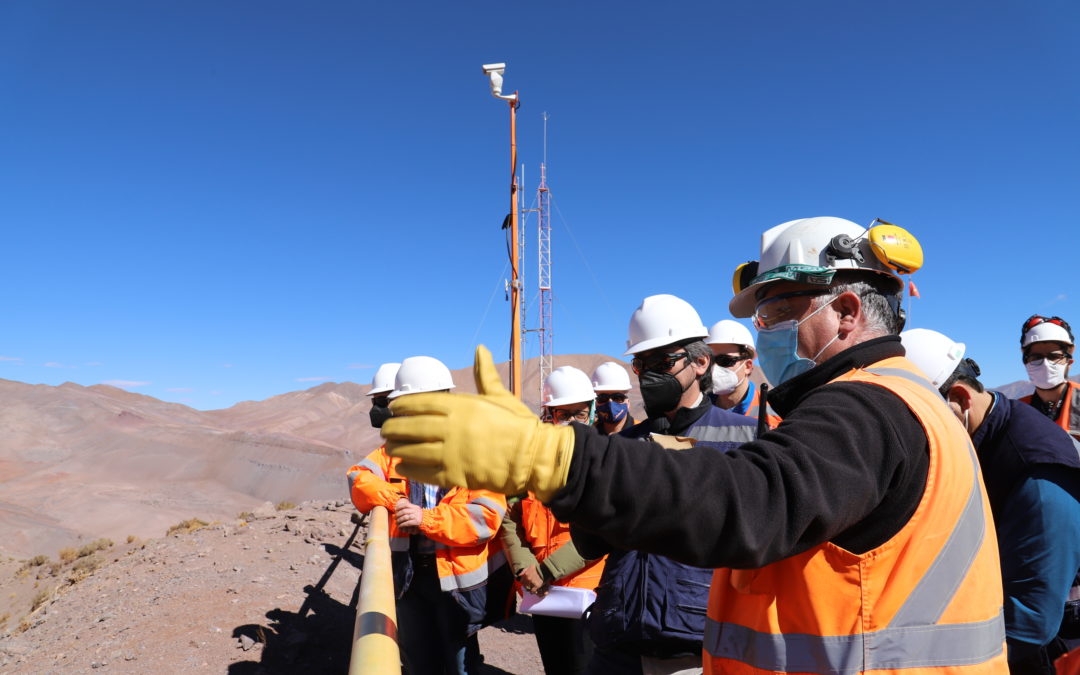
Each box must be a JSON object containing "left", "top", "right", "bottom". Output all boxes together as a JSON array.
[
  {"left": 684, "top": 340, "right": 714, "bottom": 393},
  {"left": 814, "top": 273, "right": 904, "bottom": 336}
]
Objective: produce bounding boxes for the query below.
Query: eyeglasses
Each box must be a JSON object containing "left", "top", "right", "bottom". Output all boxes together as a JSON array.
[
  {"left": 1022, "top": 350, "right": 1072, "bottom": 365},
  {"left": 631, "top": 351, "right": 689, "bottom": 374},
  {"left": 595, "top": 393, "right": 628, "bottom": 403},
  {"left": 1021, "top": 314, "right": 1074, "bottom": 342},
  {"left": 752, "top": 290, "right": 832, "bottom": 330},
  {"left": 372, "top": 395, "right": 390, "bottom": 408},
  {"left": 550, "top": 407, "right": 591, "bottom": 423},
  {"left": 712, "top": 354, "right": 748, "bottom": 368}
]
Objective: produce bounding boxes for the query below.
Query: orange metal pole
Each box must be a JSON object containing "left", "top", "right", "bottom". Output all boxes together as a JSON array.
[{"left": 509, "top": 95, "right": 523, "bottom": 399}]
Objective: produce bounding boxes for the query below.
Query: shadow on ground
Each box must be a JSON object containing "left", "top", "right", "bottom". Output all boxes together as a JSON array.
[
  {"left": 228, "top": 541, "right": 364, "bottom": 674},
  {"left": 227, "top": 540, "right": 532, "bottom": 674}
]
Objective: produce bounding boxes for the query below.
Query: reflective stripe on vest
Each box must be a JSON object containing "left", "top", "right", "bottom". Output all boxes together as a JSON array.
[
  {"left": 691, "top": 422, "right": 757, "bottom": 445},
  {"left": 465, "top": 500, "right": 501, "bottom": 541},
  {"left": 439, "top": 548, "right": 507, "bottom": 592},
  {"left": 1068, "top": 383, "right": 1080, "bottom": 438},
  {"left": 704, "top": 361, "right": 1005, "bottom": 673}
]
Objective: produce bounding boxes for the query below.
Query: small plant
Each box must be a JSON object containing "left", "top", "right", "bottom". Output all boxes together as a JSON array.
[
  {"left": 77, "top": 539, "right": 113, "bottom": 558},
  {"left": 236, "top": 511, "right": 255, "bottom": 521},
  {"left": 48, "top": 561, "right": 63, "bottom": 576},
  {"left": 275, "top": 501, "right": 296, "bottom": 511},
  {"left": 68, "top": 555, "right": 102, "bottom": 583},
  {"left": 30, "top": 588, "right": 52, "bottom": 611},
  {"left": 0, "top": 612, "right": 9, "bottom": 626},
  {"left": 126, "top": 535, "right": 137, "bottom": 544},
  {"left": 166, "top": 518, "right": 209, "bottom": 536},
  {"left": 26, "top": 555, "right": 48, "bottom": 567},
  {"left": 58, "top": 547, "right": 77, "bottom": 563}
]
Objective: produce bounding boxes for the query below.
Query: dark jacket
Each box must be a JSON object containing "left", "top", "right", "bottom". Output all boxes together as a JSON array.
[
  {"left": 548, "top": 336, "right": 931, "bottom": 569},
  {"left": 580, "top": 401, "right": 756, "bottom": 658},
  {"left": 972, "top": 392, "right": 1080, "bottom": 664}
]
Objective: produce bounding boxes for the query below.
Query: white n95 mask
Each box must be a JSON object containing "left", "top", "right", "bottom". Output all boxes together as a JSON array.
[{"left": 1026, "top": 359, "right": 1067, "bottom": 390}]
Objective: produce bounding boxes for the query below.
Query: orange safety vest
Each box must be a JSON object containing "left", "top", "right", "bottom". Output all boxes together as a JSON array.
[
  {"left": 703, "top": 357, "right": 1006, "bottom": 674},
  {"left": 1020, "top": 380, "right": 1080, "bottom": 443},
  {"left": 741, "top": 384, "right": 782, "bottom": 430},
  {"left": 519, "top": 495, "right": 606, "bottom": 590},
  {"left": 348, "top": 445, "right": 508, "bottom": 592}
]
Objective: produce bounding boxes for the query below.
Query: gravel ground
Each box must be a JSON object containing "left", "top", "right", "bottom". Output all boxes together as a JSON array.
[{"left": 0, "top": 500, "right": 543, "bottom": 674}]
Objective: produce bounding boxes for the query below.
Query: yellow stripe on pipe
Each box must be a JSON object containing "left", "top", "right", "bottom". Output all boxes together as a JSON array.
[{"left": 348, "top": 506, "right": 401, "bottom": 675}]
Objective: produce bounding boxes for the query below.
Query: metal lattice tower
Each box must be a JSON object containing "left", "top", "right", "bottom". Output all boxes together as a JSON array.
[{"left": 536, "top": 150, "right": 553, "bottom": 400}]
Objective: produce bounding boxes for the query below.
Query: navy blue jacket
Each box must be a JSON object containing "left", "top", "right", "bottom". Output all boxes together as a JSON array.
[
  {"left": 581, "top": 401, "right": 756, "bottom": 658},
  {"left": 973, "top": 393, "right": 1080, "bottom": 650}
]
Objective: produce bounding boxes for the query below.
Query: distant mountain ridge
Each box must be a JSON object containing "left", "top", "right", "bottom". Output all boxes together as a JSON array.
[{"left": 0, "top": 354, "right": 633, "bottom": 559}]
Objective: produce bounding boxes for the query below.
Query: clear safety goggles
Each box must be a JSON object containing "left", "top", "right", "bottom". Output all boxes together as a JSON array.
[{"left": 751, "top": 290, "right": 832, "bottom": 330}]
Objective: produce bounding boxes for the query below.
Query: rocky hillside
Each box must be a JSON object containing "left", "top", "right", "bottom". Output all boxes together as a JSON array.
[
  {"left": 0, "top": 500, "right": 541, "bottom": 674},
  {"left": 0, "top": 354, "right": 637, "bottom": 561}
]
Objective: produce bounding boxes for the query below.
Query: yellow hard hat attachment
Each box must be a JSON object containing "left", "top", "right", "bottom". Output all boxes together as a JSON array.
[{"left": 867, "top": 219, "right": 923, "bottom": 275}]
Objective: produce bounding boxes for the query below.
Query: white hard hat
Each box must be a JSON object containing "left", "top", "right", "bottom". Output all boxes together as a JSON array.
[
  {"left": 591, "top": 362, "right": 632, "bottom": 392},
  {"left": 900, "top": 328, "right": 966, "bottom": 389},
  {"left": 388, "top": 356, "right": 456, "bottom": 399},
  {"left": 543, "top": 366, "right": 596, "bottom": 407},
  {"left": 705, "top": 320, "right": 755, "bottom": 355},
  {"left": 625, "top": 294, "right": 708, "bottom": 355},
  {"left": 1021, "top": 317, "right": 1074, "bottom": 349},
  {"left": 729, "top": 217, "right": 905, "bottom": 318},
  {"left": 369, "top": 363, "right": 401, "bottom": 396}
]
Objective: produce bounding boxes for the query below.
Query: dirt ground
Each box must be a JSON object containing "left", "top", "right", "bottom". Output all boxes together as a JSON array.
[{"left": 0, "top": 500, "right": 543, "bottom": 674}]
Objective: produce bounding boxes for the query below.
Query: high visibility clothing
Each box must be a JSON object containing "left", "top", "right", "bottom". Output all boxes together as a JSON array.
[
  {"left": 518, "top": 494, "right": 605, "bottom": 589},
  {"left": 729, "top": 381, "right": 781, "bottom": 429},
  {"left": 1021, "top": 380, "right": 1080, "bottom": 443},
  {"left": 347, "top": 445, "right": 509, "bottom": 593},
  {"left": 703, "top": 357, "right": 1006, "bottom": 674}
]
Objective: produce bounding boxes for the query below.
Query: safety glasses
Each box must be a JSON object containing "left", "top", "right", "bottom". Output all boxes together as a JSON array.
[
  {"left": 595, "top": 393, "right": 628, "bottom": 403},
  {"left": 550, "top": 407, "right": 591, "bottom": 423},
  {"left": 372, "top": 395, "right": 390, "bottom": 408},
  {"left": 631, "top": 351, "right": 689, "bottom": 374},
  {"left": 712, "top": 354, "right": 748, "bottom": 368},
  {"left": 1022, "top": 350, "right": 1072, "bottom": 365},
  {"left": 752, "top": 290, "right": 832, "bottom": 330}
]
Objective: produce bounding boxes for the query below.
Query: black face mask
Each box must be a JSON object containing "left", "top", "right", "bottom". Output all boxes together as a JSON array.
[
  {"left": 369, "top": 404, "right": 392, "bottom": 429},
  {"left": 639, "top": 363, "right": 693, "bottom": 418}
]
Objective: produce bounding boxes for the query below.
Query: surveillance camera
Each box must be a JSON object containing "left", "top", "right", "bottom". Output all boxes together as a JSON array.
[{"left": 482, "top": 63, "right": 506, "bottom": 75}]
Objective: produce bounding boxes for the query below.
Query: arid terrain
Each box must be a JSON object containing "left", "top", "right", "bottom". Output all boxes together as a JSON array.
[
  {"left": 0, "top": 354, "right": 1058, "bottom": 673},
  {"left": 0, "top": 500, "right": 543, "bottom": 674},
  {"left": 0, "top": 354, "right": 636, "bottom": 673}
]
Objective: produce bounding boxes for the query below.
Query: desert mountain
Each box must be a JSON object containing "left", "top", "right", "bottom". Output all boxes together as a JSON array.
[{"left": 0, "top": 355, "right": 636, "bottom": 561}]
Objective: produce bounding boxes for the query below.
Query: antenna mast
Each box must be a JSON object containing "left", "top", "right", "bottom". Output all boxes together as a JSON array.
[{"left": 537, "top": 112, "right": 553, "bottom": 401}]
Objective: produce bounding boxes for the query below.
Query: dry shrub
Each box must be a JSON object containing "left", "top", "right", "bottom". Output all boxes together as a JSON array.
[
  {"left": 0, "top": 612, "right": 9, "bottom": 626},
  {"left": 275, "top": 501, "right": 297, "bottom": 511},
  {"left": 26, "top": 555, "right": 48, "bottom": 567},
  {"left": 126, "top": 535, "right": 137, "bottom": 544},
  {"left": 236, "top": 511, "right": 255, "bottom": 521},
  {"left": 58, "top": 547, "right": 78, "bottom": 563},
  {"left": 30, "top": 588, "right": 52, "bottom": 611},
  {"left": 48, "top": 561, "right": 63, "bottom": 576},
  {"left": 77, "top": 539, "right": 113, "bottom": 558},
  {"left": 68, "top": 555, "right": 102, "bottom": 583},
  {"left": 166, "top": 518, "right": 209, "bottom": 537}
]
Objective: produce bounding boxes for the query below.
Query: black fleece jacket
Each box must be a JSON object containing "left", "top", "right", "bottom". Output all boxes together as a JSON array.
[{"left": 549, "top": 336, "right": 930, "bottom": 569}]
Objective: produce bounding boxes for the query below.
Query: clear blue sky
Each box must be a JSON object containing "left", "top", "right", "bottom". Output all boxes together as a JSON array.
[{"left": 2, "top": 1, "right": 1077, "bottom": 409}]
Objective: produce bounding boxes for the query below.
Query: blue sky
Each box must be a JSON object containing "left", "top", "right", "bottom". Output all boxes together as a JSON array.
[{"left": 1, "top": 1, "right": 1077, "bottom": 409}]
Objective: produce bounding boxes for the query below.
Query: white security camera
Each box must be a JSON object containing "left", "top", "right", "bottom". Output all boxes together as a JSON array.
[{"left": 481, "top": 62, "right": 517, "bottom": 101}]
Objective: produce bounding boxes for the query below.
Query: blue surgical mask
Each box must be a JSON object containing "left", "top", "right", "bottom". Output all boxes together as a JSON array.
[
  {"left": 596, "top": 400, "right": 629, "bottom": 424},
  {"left": 755, "top": 297, "right": 840, "bottom": 386}
]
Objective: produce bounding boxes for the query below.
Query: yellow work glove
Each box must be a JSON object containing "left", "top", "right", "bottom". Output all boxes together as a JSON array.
[{"left": 382, "top": 345, "right": 576, "bottom": 502}]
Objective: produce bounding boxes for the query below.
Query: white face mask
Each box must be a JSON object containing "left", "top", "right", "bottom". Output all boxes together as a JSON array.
[
  {"left": 1026, "top": 359, "right": 1068, "bottom": 390},
  {"left": 710, "top": 364, "right": 741, "bottom": 396}
]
